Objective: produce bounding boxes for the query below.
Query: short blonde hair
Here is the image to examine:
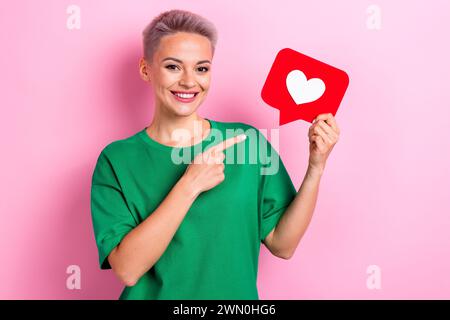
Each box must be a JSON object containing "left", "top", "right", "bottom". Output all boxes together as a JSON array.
[{"left": 142, "top": 9, "right": 218, "bottom": 62}]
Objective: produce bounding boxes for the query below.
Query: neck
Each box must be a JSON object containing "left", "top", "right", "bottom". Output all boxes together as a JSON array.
[{"left": 147, "top": 108, "right": 209, "bottom": 147}]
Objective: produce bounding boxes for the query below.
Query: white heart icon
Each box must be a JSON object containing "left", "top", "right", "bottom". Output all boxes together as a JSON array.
[{"left": 286, "top": 70, "right": 326, "bottom": 105}]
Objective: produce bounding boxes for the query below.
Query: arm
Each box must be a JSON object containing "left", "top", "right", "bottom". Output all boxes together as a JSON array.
[
  {"left": 108, "top": 134, "right": 246, "bottom": 286},
  {"left": 263, "top": 113, "right": 340, "bottom": 259},
  {"left": 263, "top": 165, "right": 322, "bottom": 259},
  {"left": 108, "top": 175, "right": 197, "bottom": 286}
]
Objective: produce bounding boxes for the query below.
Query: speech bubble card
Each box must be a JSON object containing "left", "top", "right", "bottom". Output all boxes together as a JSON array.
[{"left": 261, "top": 48, "right": 349, "bottom": 125}]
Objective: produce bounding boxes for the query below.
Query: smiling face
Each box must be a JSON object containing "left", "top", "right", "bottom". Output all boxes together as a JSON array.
[{"left": 140, "top": 32, "right": 213, "bottom": 117}]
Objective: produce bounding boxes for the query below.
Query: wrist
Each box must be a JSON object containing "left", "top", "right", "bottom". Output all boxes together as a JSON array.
[
  {"left": 307, "top": 163, "right": 325, "bottom": 178},
  {"left": 178, "top": 174, "right": 200, "bottom": 200}
]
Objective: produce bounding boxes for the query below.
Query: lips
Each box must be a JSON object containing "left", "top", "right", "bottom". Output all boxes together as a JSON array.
[{"left": 170, "top": 90, "right": 199, "bottom": 103}]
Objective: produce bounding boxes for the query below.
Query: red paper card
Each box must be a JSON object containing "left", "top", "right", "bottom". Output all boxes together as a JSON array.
[{"left": 261, "top": 48, "right": 349, "bottom": 125}]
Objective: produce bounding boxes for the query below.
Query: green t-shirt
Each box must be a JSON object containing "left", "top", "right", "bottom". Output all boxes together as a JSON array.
[{"left": 90, "top": 118, "right": 297, "bottom": 300}]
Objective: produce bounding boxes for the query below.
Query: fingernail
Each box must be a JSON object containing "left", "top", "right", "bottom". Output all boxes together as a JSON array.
[{"left": 237, "top": 134, "right": 247, "bottom": 141}]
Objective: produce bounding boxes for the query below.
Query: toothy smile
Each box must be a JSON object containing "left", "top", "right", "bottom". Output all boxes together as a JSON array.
[{"left": 170, "top": 91, "right": 199, "bottom": 99}]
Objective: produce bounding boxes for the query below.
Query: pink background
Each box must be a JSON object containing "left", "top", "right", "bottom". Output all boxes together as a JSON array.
[{"left": 1, "top": 0, "right": 450, "bottom": 299}]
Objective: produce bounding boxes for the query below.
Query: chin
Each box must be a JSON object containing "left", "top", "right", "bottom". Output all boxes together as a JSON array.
[{"left": 174, "top": 106, "right": 197, "bottom": 117}]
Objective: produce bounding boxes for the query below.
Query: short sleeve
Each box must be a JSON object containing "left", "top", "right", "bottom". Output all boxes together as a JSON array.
[
  {"left": 90, "top": 150, "right": 138, "bottom": 269},
  {"left": 258, "top": 133, "right": 297, "bottom": 242}
]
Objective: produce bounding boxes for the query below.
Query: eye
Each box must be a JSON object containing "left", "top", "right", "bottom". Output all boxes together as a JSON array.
[
  {"left": 165, "top": 64, "right": 180, "bottom": 71},
  {"left": 197, "top": 66, "right": 209, "bottom": 73}
]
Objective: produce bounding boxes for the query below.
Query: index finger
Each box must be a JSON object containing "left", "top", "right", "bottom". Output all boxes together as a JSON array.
[{"left": 209, "top": 134, "right": 247, "bottom": 154}]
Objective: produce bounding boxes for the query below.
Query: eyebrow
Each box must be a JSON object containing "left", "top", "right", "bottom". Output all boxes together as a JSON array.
[{"left": 161, "top": 57, "right": 211, "bottom": 65}]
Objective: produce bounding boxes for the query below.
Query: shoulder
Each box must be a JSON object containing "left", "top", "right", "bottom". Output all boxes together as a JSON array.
[{"left": 96, "top": 129, "right": 144, "bottom": 163}]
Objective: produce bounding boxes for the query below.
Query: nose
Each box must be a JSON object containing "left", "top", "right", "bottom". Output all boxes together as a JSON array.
[{"left": 179, "top": 70, "right": 196, "bottom": 88}]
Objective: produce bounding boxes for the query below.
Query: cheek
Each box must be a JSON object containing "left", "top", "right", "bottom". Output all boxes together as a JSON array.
[
  {"left": 198, "top": 75, "right": 211, "bottom": 91},
  {"left": 154, "top": 71, "right": 179, "bottom": 90}
]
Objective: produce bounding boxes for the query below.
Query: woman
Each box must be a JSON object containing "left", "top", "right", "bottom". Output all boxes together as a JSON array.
[{"left": 90, "top": 9, "right": 340, "bottom": 300}]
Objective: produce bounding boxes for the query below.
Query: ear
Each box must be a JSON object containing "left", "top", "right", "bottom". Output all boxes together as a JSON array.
[{"left": 139, "top": 57, "right": 151, "bottom": 82}]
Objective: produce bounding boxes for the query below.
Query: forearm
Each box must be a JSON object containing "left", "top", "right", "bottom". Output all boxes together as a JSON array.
[
  {"left": 108, "top": 175, "right": 198, "bottom": 286},
  {"left": 271, "top": 165, "right": 323, "bottom": 258}
]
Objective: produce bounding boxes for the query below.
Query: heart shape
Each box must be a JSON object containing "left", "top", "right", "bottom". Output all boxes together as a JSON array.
[{"left": 286, "top": 70, "right": 326, "bottom": 105}]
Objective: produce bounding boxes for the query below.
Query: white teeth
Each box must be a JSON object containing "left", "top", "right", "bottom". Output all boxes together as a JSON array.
[{"left": 174, "top": 92, "right": 195, "bottom": 99}]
